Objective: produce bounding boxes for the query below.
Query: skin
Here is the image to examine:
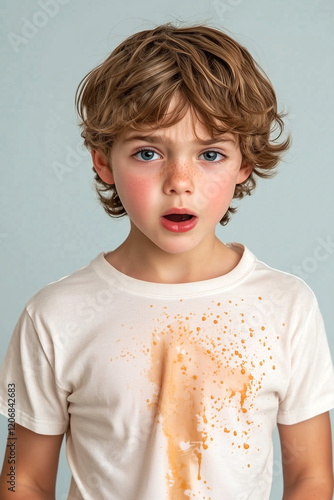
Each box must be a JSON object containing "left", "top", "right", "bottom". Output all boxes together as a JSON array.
[
  {"left": 0, "top": 102, "right": 332, "bottom": 499},
  {"left": 0, "top": 424, "right": 63, "bottom": 500},
  {"left": 92, "top": 103, "right": 252, "bottom": 283},
  {"left": 278, "top": 413, "right": 333, "bottom": 499}
]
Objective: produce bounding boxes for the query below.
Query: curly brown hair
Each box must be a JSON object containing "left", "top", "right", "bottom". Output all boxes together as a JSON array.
[{"left": 76, "top": 23, "right": 290, "bottom": 225}]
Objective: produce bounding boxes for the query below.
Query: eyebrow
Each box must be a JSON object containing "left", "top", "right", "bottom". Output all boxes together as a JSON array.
[{"left": 121, "top": 134, "right": 236, "bottom": 146}]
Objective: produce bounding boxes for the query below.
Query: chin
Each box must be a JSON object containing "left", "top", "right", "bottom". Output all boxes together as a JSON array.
[{"left": 153, "top": 239, "right": 201, "bottom": 256}]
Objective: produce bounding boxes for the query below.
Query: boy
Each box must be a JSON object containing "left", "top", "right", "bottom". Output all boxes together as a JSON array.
[{"left": 0, "top": 23, "right": 334, "bottom": 500}]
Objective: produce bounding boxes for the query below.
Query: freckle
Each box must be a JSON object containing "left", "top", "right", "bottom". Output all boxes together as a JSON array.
[
  {"left": 150, "top": 305, "right": 153, "bottom": 308},
  {"left": 202, "top": 317, "right": 206, "bottom": 321},
  {"left": 244, "top": 443, "right": 250, "bottom": 449},
  {"left": 224, "top": 428, "right": 230, "bottom": 433},
  {"left": 233, "top": 431, "right": 237, "bottom": 436},
  {"left": 272, "top": 365, "right": 276, "bottom": 370},
  {"left": 258, "top": 297, "right": 262, "bottom": 300},
  {"left": 261, "top": 326, "right": 265, "bottom": 331},
  {"left": 213, "top": 320, "right": 218, "bottom": 324}
]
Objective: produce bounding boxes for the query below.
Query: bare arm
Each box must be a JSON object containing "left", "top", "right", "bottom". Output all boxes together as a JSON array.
[
  {"left": 0, "top": 423, "right": 64, "bottom": 500},
  {"left": 278, "top": 412, "right": 334, "bottom": 499}
]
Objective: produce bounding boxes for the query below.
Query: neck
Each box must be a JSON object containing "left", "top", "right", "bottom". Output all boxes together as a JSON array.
[{"left": 105, "top": 230, "right": 241, "bottom": 284}]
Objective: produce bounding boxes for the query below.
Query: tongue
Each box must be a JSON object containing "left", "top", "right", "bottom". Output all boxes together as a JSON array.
[{"left": 164, "top": 214, "right": 193, "bottom": 222}]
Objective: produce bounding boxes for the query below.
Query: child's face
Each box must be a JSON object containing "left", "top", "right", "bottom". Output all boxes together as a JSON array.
[{"left": 92, "top": 103, "right": 251, "bottom": 257}]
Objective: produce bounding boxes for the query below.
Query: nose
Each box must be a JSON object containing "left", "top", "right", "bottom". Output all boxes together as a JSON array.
[{"left": 162, "top": 160, "right": 195, "bottom": 196}]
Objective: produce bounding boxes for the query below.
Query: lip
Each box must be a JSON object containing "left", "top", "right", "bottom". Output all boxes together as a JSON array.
[
  {"left": 162, "top": 208, "right": 197, "bottom": 217},
  {"left": 160, "top": 208, "right": 198, "bottom": 233}
]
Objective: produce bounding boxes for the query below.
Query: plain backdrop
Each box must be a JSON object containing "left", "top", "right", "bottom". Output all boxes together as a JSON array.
[{"left": 0, "top": 0, "right": 333, "bottom": 498}]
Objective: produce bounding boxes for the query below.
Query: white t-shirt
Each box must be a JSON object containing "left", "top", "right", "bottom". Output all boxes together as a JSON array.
[{"left": 1, "top": 244, "right": 334, "bottom": 500}]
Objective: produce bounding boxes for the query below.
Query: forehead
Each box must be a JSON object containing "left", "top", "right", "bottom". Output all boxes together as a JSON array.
[{"left": 119, "top": 106, "right": 237, "bottom": 146}]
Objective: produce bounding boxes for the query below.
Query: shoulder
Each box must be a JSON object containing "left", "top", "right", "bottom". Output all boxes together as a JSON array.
[
  {"left": 252, "top": 252, "right": 317, "bottom": 304},
  {"left": 237, "top": 246, "right": 321, "bottom": 323},
  {"left": 25, "top": 253, "right": 110, "bottom": 320}
]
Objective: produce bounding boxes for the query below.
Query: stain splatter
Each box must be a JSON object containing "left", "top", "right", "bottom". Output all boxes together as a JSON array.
[
  {"left": 146, "top": 319, "right": 254, "bottom": 499},
  {"left": 112, "top": 300, "right": 282, "bottom": 499}
]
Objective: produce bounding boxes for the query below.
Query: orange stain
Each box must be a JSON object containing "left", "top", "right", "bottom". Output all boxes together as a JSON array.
[
  {"left": 147, "top": 319, "right": 255, "bottom": 498},
  {"left": 110, "top": 303, "right": 284, "bottom": 497}
]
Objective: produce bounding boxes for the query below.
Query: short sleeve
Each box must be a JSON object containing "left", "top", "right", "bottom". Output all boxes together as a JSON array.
[
  {"left": 0, "top": 309, "right": 69, "bottom": 435},
  {"left": 277, "top": 295, "right": 334, "bottom": 425}
]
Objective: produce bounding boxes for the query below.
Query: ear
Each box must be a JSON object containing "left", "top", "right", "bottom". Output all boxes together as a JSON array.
[
  {"left": 91, "top": 150, "right": 115, "bottom": 184},
  {"left": 236, "top": 161, "right": 253, "bottom": 184}
]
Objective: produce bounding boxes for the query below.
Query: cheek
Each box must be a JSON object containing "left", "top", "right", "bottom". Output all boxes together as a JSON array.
[
  {"left": 115, "top": 173, "right": 157, "bottom": 214},
  {"left": 197, "top": 170, "right": 238, "bottom": 210}
]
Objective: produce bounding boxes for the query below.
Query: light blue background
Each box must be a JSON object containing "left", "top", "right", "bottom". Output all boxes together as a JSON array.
[{"left": 0, "top": 0, "right": 333, "bottom": 498}]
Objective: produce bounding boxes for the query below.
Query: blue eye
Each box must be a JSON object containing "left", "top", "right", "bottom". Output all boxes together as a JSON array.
[
  {"left": 200, "top": 151, "right": 224, "bottom": 162},
  {"left": 134, "top": 149, "right": 160, "bottom": 161}
]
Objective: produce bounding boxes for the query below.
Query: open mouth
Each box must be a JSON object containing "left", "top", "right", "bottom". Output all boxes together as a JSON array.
[
  {"left": 161, "top": 212, "right": 198, "bottom": 233},
  {"left": 163, "top": 214, "right": 194, "bottom": 222}
]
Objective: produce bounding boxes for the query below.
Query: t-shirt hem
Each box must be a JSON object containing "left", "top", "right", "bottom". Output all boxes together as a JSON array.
[
  {"left": 0, "top": 400, "right": 68, "bottom": 435},
  {"left": 277, "top": 398, "right": 334, "bottom": 425}
]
